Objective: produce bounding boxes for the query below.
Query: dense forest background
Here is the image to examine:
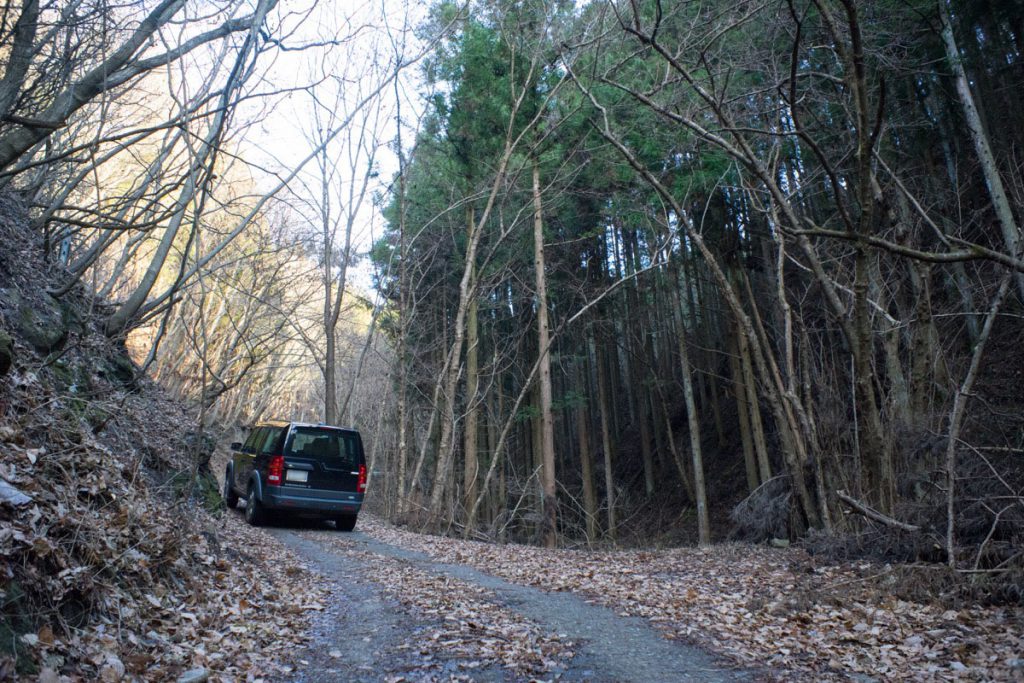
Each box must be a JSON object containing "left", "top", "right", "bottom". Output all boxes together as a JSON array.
[{"left": 2, "top": 0, "right": 1022, "bottom": 583}]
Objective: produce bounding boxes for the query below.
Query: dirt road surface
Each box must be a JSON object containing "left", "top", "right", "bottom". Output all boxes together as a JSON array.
[{"left": 251, "top": 516, "right": 755, "bottom": 682}]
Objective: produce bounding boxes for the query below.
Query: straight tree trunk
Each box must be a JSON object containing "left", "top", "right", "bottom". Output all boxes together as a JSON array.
[
  {"left": 910, "top": 263, "right": 936, "bottom": 424},
  {"left": 637, "top": 388, "right": 655, "bottom": 496},
  {"left": 532, "top": 159, "right": 558, "bottom": 548},
  {"left": 729, "top": 331, "right": 759, "bottom": 492},
  {"left": 576, "top": 360, "right": 598, "bottom": 544},
  {"left": 672, "top": 282, "right": 710, "bottom": 545},
  {"left": 463, "top": 205, "right": 481, "bottom": 522},
  {"left": 733, "top": 273, "right": 772, "bottom": 484},
  {"left": 484, "top": 384, "right": 498, "bottom": 527},
  {"left": 624, "top": 229, "right": 656, "bottom": 495},
  {"left": 323, "top": 276, "right": 337, "bottom": 422},
  {"left": 592, "top": 330, "right": 616, "bottom": 541},
  {"left": 706, "top": 365, "right": 726, "bottom": 449}
]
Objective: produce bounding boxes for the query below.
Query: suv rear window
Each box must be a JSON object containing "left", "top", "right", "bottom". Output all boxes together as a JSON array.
[{"left": 286, "top": 428, "right": 362, "bottom": 467}]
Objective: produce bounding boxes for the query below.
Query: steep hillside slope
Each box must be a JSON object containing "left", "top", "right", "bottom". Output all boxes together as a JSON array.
[{"left": 0, "top": 196, "right": 321, "bottom": 680}]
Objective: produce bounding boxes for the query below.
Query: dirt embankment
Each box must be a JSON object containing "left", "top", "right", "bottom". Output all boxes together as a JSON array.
[{"left": 0, "top": 197, "right": 324, "bottom": 680}]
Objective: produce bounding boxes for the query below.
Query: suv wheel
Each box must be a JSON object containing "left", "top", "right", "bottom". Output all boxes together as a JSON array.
[
  {"left": 334, "top": 514, "right": 357, "bottom": 532},
  {"left": 223, "top": 467, "right": 239, "bottom": 509},
  {"left": 245, "top": 485, "right": 267, "bottom": 526}
]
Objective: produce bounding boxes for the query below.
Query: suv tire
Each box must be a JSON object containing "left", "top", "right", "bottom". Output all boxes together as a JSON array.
[
  {"left": 245, "top": 484, "right": 267, "bottom": 526},
  {"left": 223, "top": 467, "right": 239, "bottom": 509},
  {"left": 334, "top": 514, "right": 357, "bottom": 532}
]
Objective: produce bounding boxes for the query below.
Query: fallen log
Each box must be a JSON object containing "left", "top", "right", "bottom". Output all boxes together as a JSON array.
[{"left": 836, "top": 490, "right": 920, "bottom": 532}]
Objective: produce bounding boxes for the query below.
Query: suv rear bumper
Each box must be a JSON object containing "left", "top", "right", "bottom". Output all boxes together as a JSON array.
[{"left": 262, "top": 486, "right": 363, "bottom": 515}]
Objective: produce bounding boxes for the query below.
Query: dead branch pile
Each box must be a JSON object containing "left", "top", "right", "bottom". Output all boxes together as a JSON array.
[
  {"left": 802, "top": 438, "right": 1024, "bottom": 605},
  {"left": 730, "top": 475, "right": 791, "bottom": 542}
]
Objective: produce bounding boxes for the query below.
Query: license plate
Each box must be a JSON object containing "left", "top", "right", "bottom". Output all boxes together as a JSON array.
[{"left": 286, "top": 469, "right": 308, "bottom": 483}]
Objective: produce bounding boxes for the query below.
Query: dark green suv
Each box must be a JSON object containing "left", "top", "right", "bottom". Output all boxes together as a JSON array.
[{"left": 223, "top": 421, "right": 367, "bottom": 531}]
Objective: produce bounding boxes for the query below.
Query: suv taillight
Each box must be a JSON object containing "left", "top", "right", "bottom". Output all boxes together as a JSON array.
[
  {"left": 357, "top": 464, "right": 367, "bottom": 493},
  {"left": 267, "top": 455, "right": 284, "bottom": 486}
]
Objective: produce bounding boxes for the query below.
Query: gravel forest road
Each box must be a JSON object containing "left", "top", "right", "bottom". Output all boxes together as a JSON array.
[{"left": 259, "top": 519, "right": 755, "bottom": 682}]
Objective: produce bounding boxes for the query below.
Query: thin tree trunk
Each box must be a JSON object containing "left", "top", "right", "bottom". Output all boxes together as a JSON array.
[
  {"left": 463, "top": 205, "right": 481, "bottom": 523},
  {"left": 532, "top": 159, "right": 558, "bottom": 548},
  {"left": 672, "top": 283, "right": 710, "bottom": 545},
  {"left": 576, "top": 360, "right": 598, "bottom": 544},
  {"left": 939, "top": 0, "right": 1024, "bottom": 300},
  {"left": 323, "top": 214, "right": 337, "bottom": 423},
  {"left": 394, "top": 80, "right": 411, "bottom": 515},
  {"left": 484, "top": 383, "right": 498, "bottom": 528},
  {"left": 738, "top": 312, "right": 771, "bottom": 483},
  {"left": 909, "top": 262, "right": 939, "bottom": 425},
  {"left": 729, "top": 331, "right": 759, "bottom": 492},
  {"left": 497, "top": 388, "right": 507, "bottom": 536},
  {"left": 945, "top": 272, "right": 1013, "bottom": 567},
  {"left": 624, "top": 230, "right": 656, "bottom": 495},
  {"left": 706, "top": 365, "right": 726, "bottom": 449},
  {"left": 593, "top": 330, "right": 616, "bottom": 541}
]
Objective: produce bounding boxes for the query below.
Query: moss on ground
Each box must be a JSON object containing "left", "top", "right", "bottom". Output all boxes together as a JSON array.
[{"left": 168, "top": 468, "right": 225, "bottom": 514}]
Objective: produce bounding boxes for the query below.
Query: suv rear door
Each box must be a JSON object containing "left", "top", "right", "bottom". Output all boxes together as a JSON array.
[
  {"left": 256, "top": 426, "right": 286, "bottom": 480},
  {"left": 233, "top": 427, "right": 264, "bottom": 492},
  {"left": 283, "top": 427, "right": 363, "bottom": 493},
  {"left": 236, "top": 426, "right": 286, "bottom": 491}
]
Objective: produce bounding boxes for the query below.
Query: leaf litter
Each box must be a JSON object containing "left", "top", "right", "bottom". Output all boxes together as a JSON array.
[
  {"left": 360, "top": 518, "right": 1024, "bottom": 682},
  {"left": 301, "top": 528, "right": 576, "bottom": 681},
  {"left": 0, "top": 364, "right": 325, "bottom": 681}
]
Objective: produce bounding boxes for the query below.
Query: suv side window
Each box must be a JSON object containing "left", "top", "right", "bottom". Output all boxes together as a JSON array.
[
  {"left": 258, "top": 427, "right": 285, "bottom": 454},
  {"left": 242, "top": 428, "right": 263, "bottom": 453}
]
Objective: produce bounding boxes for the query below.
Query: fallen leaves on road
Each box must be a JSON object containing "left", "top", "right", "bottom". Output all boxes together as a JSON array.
[
  {"left": 309, "top": 530, "right": 576, "bottom": 681},
  {"left": 361, "top": 518, "right": 1024, "bottom": 682}
]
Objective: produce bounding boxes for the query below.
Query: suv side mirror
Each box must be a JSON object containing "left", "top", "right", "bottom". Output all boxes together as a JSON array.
[{"left": 230, "top": 441, "right": 242, "bottom": 451}]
